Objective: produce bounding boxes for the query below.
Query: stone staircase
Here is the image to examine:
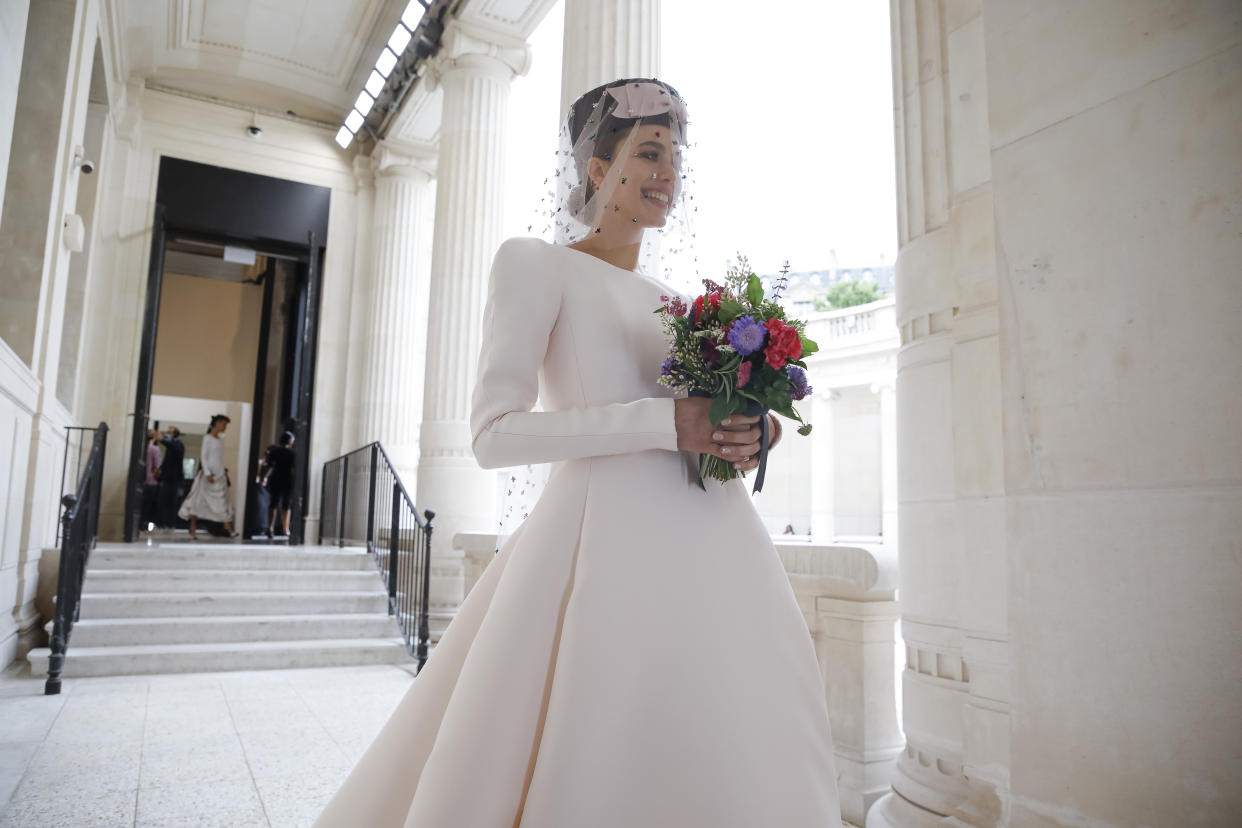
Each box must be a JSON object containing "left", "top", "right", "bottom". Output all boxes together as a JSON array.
[{"left": 27, "top": 541, "right": 417, "bottom": 678}]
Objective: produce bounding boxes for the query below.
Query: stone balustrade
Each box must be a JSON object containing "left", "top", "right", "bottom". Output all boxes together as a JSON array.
[{"left": 804, "top": 296, "right": 897, "bottom": 349}]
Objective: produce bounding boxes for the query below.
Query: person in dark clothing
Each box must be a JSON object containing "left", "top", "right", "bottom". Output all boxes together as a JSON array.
[
  {"left": 263, "top": 431, "right": 297, "bottom": 538},
  {"left": 157, "top": 426, "right": 185, "bottom": 529}
]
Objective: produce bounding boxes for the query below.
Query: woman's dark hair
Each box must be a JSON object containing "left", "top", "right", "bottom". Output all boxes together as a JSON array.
[
  {"left": 280, "top": 431, "right": 295, "bottom": 447},
  {"left": 208, "top": 414, "right": 231, "bottom": 432},
  {"left": 568, "top": 78, "right": 682, "bottom": 204}
]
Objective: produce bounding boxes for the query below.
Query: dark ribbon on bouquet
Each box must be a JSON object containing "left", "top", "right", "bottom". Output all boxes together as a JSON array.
[{"left": 688, "top": 390, "right": 769, "bottom": 494}]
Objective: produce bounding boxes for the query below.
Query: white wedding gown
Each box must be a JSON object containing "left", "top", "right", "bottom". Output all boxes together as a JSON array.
[{"left": 314, "top": 238, "right": 841, "bottom": 827}]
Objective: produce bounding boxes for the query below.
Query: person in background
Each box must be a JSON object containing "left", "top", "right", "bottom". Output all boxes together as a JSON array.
[
  {"left": 141, "top": 429, "right": 162, "bottom": 531},
  {"left": 178, "top": 415, "right": 236, "bottom": 540},
  {"left": 263, "top": 431, "right": 296, "bottom": 539},
  {"left": 157, "top": 425, "right": 185, "bottom": 530}
]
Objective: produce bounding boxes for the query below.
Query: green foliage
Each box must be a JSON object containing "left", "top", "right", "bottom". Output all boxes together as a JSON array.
[
  {"left": 814, "top": 279, "right": 883, "bottom": 311},
  {"left": 746, "top": 273, "right": 765, "bottom": 306}
]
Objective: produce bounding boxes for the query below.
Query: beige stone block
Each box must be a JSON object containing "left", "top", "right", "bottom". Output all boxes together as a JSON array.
[
  {"left": 952, "top": 334, "right": 1004, "bottom": 498},
  {"left": 1008, "top": 487, "right": 1242, "bottom": 826},
  {"left": 983, "top": 0, "right": 1242, "bottom": 149},
  {"left": 950, "top": 187, "right": 998, "bottom": 307},
  {"left": 896, "top": 226, "right": 956, "bottom": 321},
  {"left": 943, "top": 0, "right": 981, "bottom": 34},
  {"left": 897, "top": 345, "right": 956, "bottom": 503},
  {"left": 993, "top": 43, "right": 1242, "bottom": 492},
  {"left": 897, "top": 501, "right": 964, "bottom": 622},
  {"left": 958, "top": 496, "right": 1007, "bottom": 636},
  {"left": 947, "top": 15, "right": 992, "bottom": 194}
]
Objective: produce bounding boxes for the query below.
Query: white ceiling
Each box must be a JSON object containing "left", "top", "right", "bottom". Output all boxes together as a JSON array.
[
  {"left": 121, "top": 0, "right": 559, "bottom": 142},
  {"left": 124, "top": 0, "right": 406, "bottom": 123}
]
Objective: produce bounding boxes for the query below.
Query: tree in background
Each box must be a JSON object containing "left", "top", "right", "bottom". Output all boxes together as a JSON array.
[{"left": 813, "top": 279, "right": 884, "bottom": 311}]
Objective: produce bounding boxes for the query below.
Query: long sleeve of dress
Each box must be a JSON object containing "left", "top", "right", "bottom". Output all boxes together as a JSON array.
[
  {"left": 201, "top": 436, "right": 225, "bottom": 478},
  {"left": 469, "top": 239, "right": 680, "bottom": 471}
]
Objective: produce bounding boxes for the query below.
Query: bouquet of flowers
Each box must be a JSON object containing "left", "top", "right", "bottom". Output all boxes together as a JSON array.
[{"left": 656, "top": 256, "right": 817, "bottom": 491}]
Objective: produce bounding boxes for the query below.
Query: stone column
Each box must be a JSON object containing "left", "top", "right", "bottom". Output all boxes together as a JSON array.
[
  {"left": 359, "top": 143, "right": 435, "bottom": 485},
  {"left": 868, "top": 1, "right": 1007, "bottom": 825},
  {"left": 417, "top": 21, "right": 530, "bottom": 609},
  {"left": 872, "top": 380, "right": 897, "bottom": 547},
  {"left": 560, "top": 0, "right": 661, "bottom": 114},
  {"left": 809, "top": 388, "right": 837, "bottom": 542}
]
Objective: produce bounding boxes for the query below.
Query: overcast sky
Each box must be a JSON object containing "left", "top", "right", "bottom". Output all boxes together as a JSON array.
[{"left": 504, "top": 0, "right": 897, "bottom": 278}]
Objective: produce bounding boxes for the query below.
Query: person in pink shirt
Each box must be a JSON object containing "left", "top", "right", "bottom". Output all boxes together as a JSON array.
[{"left": 141, "top": 428, "right": 162, "bottom": 530}]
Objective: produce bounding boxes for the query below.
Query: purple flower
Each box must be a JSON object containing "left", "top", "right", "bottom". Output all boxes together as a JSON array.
[
  {"left": 726, "top": 315, "right": 766, "bottom": 356},
  {"left": 661, "top": 357, "right": 675, "bottom": 376},
  {"left": 785, "top": 364, "right": 812, "bottom": 400}
]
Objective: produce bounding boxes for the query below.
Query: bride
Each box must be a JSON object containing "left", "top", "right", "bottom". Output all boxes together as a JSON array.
[{"left": 314, "top": 78, "right": 841, "bottom": 827}]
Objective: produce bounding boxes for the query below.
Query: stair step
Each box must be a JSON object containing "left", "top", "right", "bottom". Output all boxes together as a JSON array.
[
  {"left": 26, "top": 638, "right": 411, "bottom": 678},
  {"left": 45, "top": 613, "right": 399, "bottom": 646},
  {"left": 78, "top": 591, "right": 388, "bottom": 618},
  {"left": 83, "top": 569, "right": 381, "bottom": 593},
  {"left": 88, "top": 544, "right": 374, "bottom": 571}
]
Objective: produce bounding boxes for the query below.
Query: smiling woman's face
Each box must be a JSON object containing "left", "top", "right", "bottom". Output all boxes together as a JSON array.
[{"left": 588, "top": 123, "right": 681, "bottom": 229}]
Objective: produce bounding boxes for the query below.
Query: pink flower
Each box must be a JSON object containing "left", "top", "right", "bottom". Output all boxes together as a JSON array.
[{"left": 736, "top": 360, "right": 752, "bottom": 388}]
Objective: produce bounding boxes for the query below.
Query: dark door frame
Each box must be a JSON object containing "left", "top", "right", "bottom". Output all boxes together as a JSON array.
[
  {"left": 123, "top": 225, "right": 326, "bottom": 544},
  {"left": 122, "top": 205, "right": 166, "bottom": 542}
]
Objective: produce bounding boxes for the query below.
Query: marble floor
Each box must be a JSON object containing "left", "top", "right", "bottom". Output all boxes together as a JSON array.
[{"left": 0, "top": 662, "right": 416, "bottom": 827}]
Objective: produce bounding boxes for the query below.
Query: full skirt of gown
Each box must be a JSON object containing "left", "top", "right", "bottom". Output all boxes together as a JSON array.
[{"left": 313, "top": 239, "right": 841, "bottom": 827}]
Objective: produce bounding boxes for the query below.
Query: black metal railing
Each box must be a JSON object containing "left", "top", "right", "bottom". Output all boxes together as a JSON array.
[
  {"left": 56, "top": 426, "right": 100, "bottom": 545},
  {"left": 320, "top": 443, "right": 434, "bottom": 672},
  {"left": 46, "top": 422, "right": 108, "bottom": 695}
]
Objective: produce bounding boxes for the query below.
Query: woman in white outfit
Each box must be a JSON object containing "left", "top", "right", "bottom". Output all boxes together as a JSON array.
[
  {"left": 178, "top": 414, "right": 236, "bottom": 540},
  {"left": 313, "top": 78, "right": 841, "bottom": 827}
]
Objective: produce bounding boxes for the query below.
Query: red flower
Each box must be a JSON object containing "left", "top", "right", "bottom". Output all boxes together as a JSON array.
[
  {"left": 763, "top": 318, "right": 802, "bottom": 370},
  {"left": 736, "top": 360, "right": 752, "bottom": 388}
]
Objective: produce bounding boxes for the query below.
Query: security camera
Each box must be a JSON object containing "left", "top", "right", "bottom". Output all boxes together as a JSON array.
[
  {"left": 71, "top": 145, "right": 95, "bottom": 174},
  {"left": 247, "top": 125, "right": 263, "bottom": 138}
]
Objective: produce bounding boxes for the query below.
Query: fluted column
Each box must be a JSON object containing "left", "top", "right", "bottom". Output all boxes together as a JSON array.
[
  {"left": 868, "top": 1, "right": 1007, "bottom": 825},
  {"left": 417, "top": 21, "right": 530, "bottom": 606},
  {"left": 810, "top": 388, "right": 837, "bottom": 542},
  {"left": 560, "top": 0, "right": 661, "bottom": 114},
  {"left": 359, "top": 143, "right": 435, "bottom": 485},
  {"left": 872, "top": 380, "right": 897, "bottom": 547}
]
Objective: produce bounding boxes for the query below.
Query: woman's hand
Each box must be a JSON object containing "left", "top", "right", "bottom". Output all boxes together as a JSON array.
[
  {"left": 674, "top": 397, "right": 763, "bottom": 473},
  {"left": 207, "top": 474, "right": 215, "bottom": 483}
]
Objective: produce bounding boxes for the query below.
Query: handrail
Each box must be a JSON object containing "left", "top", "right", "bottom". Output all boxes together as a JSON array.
[
  {"left": 45, "top": 422, "right": 108, "bottom": 695},
  {"left": 320, "top": 442, "right": 434, "bottom": 672},
  {"left": 56, "top": 426, "right": 100, "bottom": 545}
]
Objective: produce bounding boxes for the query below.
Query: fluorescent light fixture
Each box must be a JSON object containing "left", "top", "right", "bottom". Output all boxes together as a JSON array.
[
  {"left": 345, "top": 109, "right": 365, "bottom": 133},
  {"left": 335, "top": 126, "right": 353, "bottom": 148},
  {"left": 365, "top": 70, "right": 385, "bottom": 97},
  {"left": 375, "top": 47, "right": 398, "bottom": 77},
  {"left": 223, "top": 245, "right": 257, "bottom": 265},
  {"left": 388, "top": 24, "right": 412, "bottom": 55},
  {"left": 354, "top": 90, "right": 375, "bottom": 116},
  {"left": 401, "top": 0, "right": 423, "bottom": 29}
]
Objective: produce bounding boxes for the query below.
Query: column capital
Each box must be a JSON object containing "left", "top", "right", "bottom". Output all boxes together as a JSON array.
[
  {"left": 428, "top": 19, "right": 532, "bottom": 85},
  {"left": 372, "top": 139, "right": 436, "bottom": 182}
]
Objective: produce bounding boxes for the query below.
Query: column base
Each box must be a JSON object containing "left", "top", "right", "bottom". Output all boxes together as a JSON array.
[{"left": 868, "top": 790, "right": 963, "bottom": 827}]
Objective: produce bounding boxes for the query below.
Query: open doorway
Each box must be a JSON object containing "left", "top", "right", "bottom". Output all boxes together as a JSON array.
[{"left": 123, "top": 158, "right": 330, "bottom": 544}]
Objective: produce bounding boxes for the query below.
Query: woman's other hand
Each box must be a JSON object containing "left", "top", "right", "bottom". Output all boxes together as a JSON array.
[{"left": 673, "top": 397, "right": 763, "bottom": 473}]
